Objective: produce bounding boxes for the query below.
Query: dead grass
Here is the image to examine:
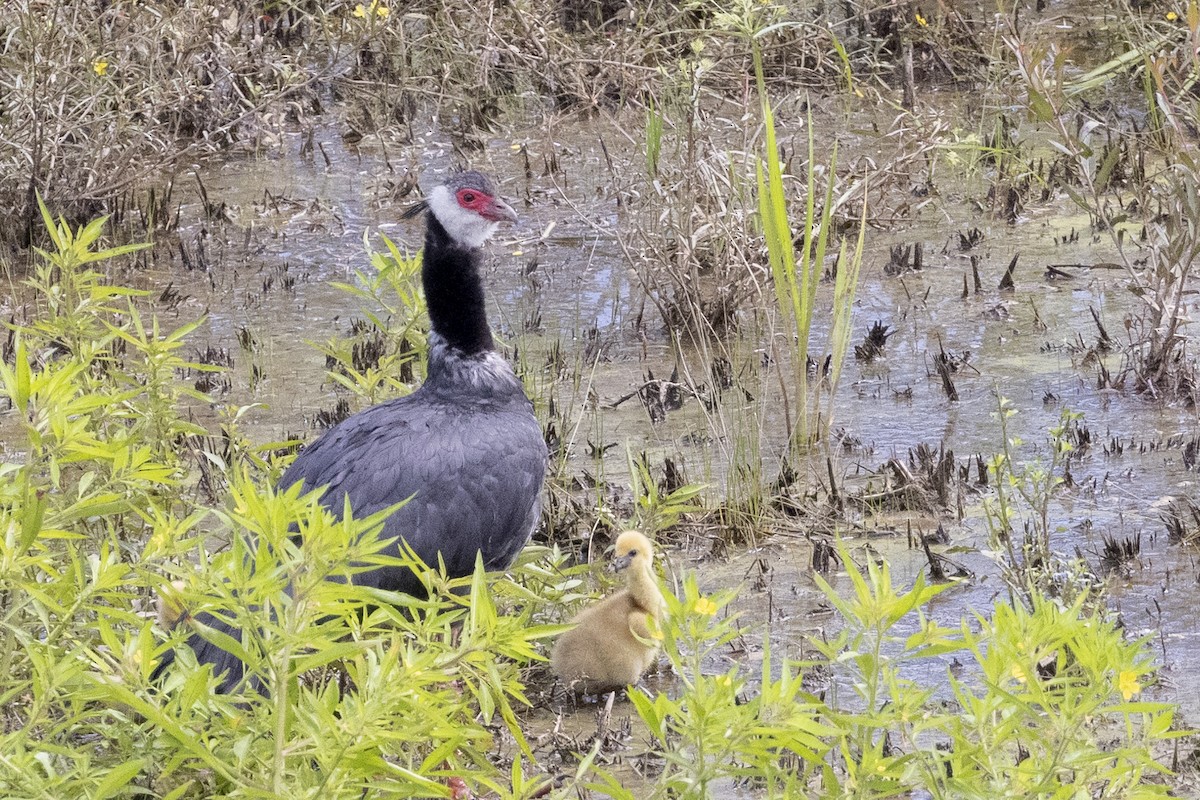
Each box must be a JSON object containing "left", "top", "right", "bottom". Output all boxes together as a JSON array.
[{"left": 1, "top": 0, "right": 958, "bottom": 255}]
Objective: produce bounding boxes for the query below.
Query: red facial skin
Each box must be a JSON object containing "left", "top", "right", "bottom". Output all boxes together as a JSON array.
[{"left": 456, "top": 188, "right": 508, "bottom": 221}]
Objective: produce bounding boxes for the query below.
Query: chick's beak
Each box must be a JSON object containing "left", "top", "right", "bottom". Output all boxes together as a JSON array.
[
  {"left": 610, "top": 553, "right": 633, "bottom": 573},
  {"left": 484, "top": 197, "right": 518, "bottom": 224}
]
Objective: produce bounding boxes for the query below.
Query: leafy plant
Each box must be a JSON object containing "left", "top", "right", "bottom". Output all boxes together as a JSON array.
[
  {"left": 316, "top": 231, "right": 428, "bottom": 405},
  {"left": 625, "top": 447, "right": 705, "bottom": 537},
  {"left": 809, "top": 545, "right": 964, "bottom": 797},
  {"left": 981, "top": 397, "right": 1089, "bottom": 602},
  {"left": 750, "top": 27, "right": 865, "bottom": 452},
  {"left": 0, "top": 208, "right": 561, "bottom": 799},
  {"left": 599, "top": 575, "right": 835, "bottom": 799},
  {"left": 590, "top": 540, "right": 1183, "bottom": 799}
]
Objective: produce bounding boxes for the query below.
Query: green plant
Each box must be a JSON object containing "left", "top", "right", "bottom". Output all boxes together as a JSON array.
[
  {"left": 600, "top": 575, "right": 836, "bottom": 799},
  {"left": 3, "top": 199, "right": 209, "bottom": 544},
  {"left": 127, "top": 471, "right": 555, "bottom": 798},
  {"left": 755, "top": 89, "right": 828, "bottom": 451},
  {"left": 0, "top": 209, "right": 560, "bottom": 799},
  {"left": 810, "top": 545, "right": 964, "bottom": 797},
  {"left": 590, "top": 542, "right": 1183, "bottom": 799},
  {"left": 625, "top": 447, "right": 705, "bottom": 537},
  {"left": 315, "top": 231, "right": 427, "bottom": 405},
  {"left": 815, "top": 543, "right": 1182, "bottom": 799},
  {"left": 981, "top": 397, "right": 1087, "bottom": 601},
  {"left": 752, "top": 48, "right": 864, "bottom": 451},
  {"left": 932, "top": 595, "right": 1179, "bottom": 799}
]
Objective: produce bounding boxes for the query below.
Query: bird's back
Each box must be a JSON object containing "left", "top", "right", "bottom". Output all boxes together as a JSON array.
[{"left": 281, "top": 369, "right": 546, "bottom": 596}]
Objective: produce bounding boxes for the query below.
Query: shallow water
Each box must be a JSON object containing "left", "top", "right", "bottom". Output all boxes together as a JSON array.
[{"left": 142, "top": 103, "right": 1200, "bottom": 729}]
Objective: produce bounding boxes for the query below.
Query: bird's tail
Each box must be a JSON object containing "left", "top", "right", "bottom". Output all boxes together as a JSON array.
[{"left": 151, "top": 611, "right": 264, "bottom": 695}]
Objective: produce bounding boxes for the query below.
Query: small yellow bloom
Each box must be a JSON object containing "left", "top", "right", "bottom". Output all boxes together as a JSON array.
[
  {"left": 353, "top": 0, "right": 388, "bottom": 17},
  {"left": 692, "top": 596, "right": 718, "bottom": 616},
  {"left": 1167, "top": 10, "right": 1178, "bottom": 21},
  {"left": 93, "top": 58, "right": 109, "bottom": 77},
  {"left": 1118, "top": 670, "right": 1141, "bottom": 700},
  {"left": 1010, "top": 662, "right": 1027, "bottom": 684},
  {"left": 133, "top": 649, "right": 143, "bottom": 667},
  {"left": 147, "top": 529, "right": 166, "bottom": 552},
  {"left": 915, "top": 12, "right": 928, "bottom": 26},
  {"left": 716, "top": 674, "right": 732, "bottom": 688}
]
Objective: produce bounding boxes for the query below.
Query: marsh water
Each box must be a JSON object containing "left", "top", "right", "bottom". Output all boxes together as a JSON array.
[{"left": 68, "top": 101, "right": 1200, "bottom": 773}]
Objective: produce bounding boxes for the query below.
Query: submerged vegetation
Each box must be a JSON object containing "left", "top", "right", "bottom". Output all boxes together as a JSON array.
[{"left": 3, "top": 0, "right": 1200, "bottom": 797}]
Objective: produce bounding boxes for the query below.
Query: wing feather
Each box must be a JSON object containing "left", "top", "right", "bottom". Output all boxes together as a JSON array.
[{"left": 281, "top": 389, "right": 546, "bottom": 595}]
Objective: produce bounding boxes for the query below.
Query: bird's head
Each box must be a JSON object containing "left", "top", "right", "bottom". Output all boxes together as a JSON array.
[
  {"left": 404, "top": 170, "right": 518, "bottom": 250},
  {"left": 611, "top": 530, "right": 654, "bottom": 573}
]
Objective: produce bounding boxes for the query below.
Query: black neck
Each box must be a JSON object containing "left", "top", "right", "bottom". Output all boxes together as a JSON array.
[{"left": 422, "top": 214, "right": 494, "bottom": 355}]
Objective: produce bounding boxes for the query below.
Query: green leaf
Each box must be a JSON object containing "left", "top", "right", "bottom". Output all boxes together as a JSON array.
[{"left": 93, "top": 758, "right": 145, "bottom": 799}]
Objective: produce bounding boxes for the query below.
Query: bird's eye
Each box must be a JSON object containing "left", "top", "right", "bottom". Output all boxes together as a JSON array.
[{"left": 462, "top": 192, "right": 476, "bottom": 203}]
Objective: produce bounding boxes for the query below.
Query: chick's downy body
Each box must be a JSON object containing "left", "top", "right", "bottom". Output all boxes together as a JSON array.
[{"left": 551, "top": 531, "right": 664, "bottom": 694}]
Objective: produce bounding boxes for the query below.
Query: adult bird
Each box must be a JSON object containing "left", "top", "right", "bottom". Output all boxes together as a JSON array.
[
  {"left": 551, "top": 530, "right": 665, "bottom": 694},
  {"left": 156, "top": 171, "right": 548, "bottom": 692}
]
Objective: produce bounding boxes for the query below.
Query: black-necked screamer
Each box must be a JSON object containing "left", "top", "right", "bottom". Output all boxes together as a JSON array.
[{"left": 154, "top": 171, "right": 548, "bottom": 693}]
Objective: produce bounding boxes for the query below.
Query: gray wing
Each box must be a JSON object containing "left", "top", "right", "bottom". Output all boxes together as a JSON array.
[{"left": 281, "top": 390, "right": 547, "bottom": 596}]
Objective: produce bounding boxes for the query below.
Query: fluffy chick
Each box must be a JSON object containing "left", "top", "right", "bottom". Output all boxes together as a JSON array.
[
  {"left": 551, "top": 530, "right": 665, "bottom": 694},
  {"left": 156, "top": 580, "right": 187, "bottom": 630}
]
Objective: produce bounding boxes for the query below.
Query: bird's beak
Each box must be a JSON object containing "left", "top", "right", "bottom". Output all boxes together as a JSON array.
[
  {"left": 483, "top": 197, "right": 518, "bottom": 224},
  {"left": 399, "top": 198, "right": 429, "bottom": 221},
  {"left": 610, "top": 553, "right": 633, "bottom": 573}
]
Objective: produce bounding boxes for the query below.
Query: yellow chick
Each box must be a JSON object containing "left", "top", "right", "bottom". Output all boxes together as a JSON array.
[
  {"left": 551, "top": 530, "right": 665, "bottom": 694},
  {"left": 156, "top": 580, "right": 187, "bottom": 630}
]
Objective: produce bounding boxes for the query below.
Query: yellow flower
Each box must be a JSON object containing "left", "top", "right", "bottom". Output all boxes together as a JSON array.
[
  {"left": 353, "top": 0, "right": 388, "bottom": 17},
  {"left": 915, "top": 11, "right": 928, "bottom": 26},
  {"left": 1118, "top": 670, "right": 1141, "bottom": 700},
  {"left": 692, "top": 596, "right": 718, "bottom": 616},
  {"left": 1010, "top": 662, "right": 1027, "bottom": 684},
  {"left": 1167, "top": 10, "right": 1178, "bottom": 20},
  {"left": 716, "top": 674, "right": 732, "bottom": 688},
  {"left": 92, "top": 58, "right": 109, "bottom": 77}
]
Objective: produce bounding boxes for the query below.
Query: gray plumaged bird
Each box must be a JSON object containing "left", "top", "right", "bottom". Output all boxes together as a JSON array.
[
  {"left": 551, "top": 530, "right": 665, "bottom": 694},
  {"left": 156, "top": 171, "right": 548, "bottom": 693}
]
